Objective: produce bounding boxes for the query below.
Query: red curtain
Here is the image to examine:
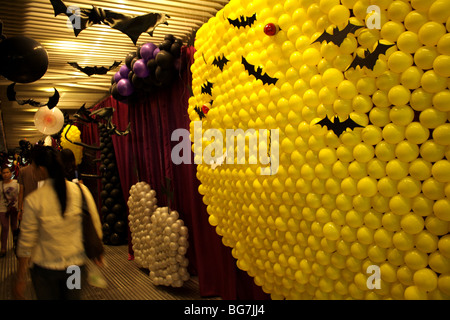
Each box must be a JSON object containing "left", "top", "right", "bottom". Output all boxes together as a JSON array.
[{"left": 81, "top": 46, "right": 269, "bottom": 300}]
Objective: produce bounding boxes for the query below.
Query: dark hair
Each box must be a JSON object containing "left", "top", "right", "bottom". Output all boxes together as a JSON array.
[
  {"left": 33, "top": 146, "right": 67, "bottom": 215},
  {"left": 60, "top": 148, "right": 77, "bottom": 181},
  {"left": 1, "top": 166, "right": 11, "bottom": 172}
]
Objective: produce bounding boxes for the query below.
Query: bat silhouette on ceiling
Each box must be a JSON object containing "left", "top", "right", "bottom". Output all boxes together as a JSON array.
[
  {"left": 312, "top": 22, "right": 363, "bottom": 46},
  {"left": 68, "top": 60, "right": 121, "bottom": 76},
  {"left": 347, "top": 41, "right": 395, "bottom": 70},
  {"left": 50, "top": 0, "right": 169, "bottom": 45},
  {"left": 7, "top": 83, "right": 60, "bottom": 109}
]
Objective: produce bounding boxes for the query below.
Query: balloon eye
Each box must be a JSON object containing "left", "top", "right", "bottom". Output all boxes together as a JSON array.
[{"left": 264, "top": 23, "right": 278, "bottom": 36}]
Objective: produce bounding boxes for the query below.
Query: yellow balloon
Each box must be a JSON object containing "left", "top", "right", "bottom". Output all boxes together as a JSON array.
[
  {"left": 60, "top": 125, "right": 83, "bottom": 165},
  {"left": 188, "top": 0, "right": 450, "bottom": 300}
]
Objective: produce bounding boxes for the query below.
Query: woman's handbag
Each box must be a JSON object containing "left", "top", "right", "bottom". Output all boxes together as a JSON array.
[{"left": 77, "top": 184, "right": 104, "bottom": 260}]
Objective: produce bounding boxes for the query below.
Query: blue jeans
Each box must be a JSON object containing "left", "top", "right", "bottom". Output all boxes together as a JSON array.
[{"left": 30, "top": 264, "right": 86, "bottom": 300}]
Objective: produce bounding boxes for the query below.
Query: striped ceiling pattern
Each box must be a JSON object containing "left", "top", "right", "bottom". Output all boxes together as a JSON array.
[{"left": 0, "top": 0, "right": 228, "bottom": 150}]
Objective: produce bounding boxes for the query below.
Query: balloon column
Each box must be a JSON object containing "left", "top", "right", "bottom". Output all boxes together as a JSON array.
[
  {"left": 110, "top": 35, "right": 183, "bottom": 101},
  {"left": 128, "top": 182, "right": 190, "bottom": 287},
  {"left": 188, "top": 0, "right": 450, "bottom": 299},
  {"left": 98, "top": 122, "right": 128, "bottom": 245}
]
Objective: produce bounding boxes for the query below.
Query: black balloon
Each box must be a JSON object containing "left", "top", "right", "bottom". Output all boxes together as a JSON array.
[
  {"left": 105, "top": 197, "right": 114, "bottom": 208},
  {"left": 164, "top": 34, "right": 175, "bottom": 43},
  {"left": 112, "top": 203, "right": 123, "bottom": 214},
  {"left": 100, "top": 190, "right": 109, "bottom": 199},
  {"left": 0, "top": 36, "right": 49, "bottom": 83},
  {"left": 105, "top": 213, "right": 117, "bottom": 225},
  {"left": 101, "top": 206, "right": 109, "bottom": 215},
  {"left": 125, "top": 52, "right": 137, "bottom": 69},
  {"left": 110, "top": 233, "right": 120, "bottom": 245},
  {"left": 131, "top": 73, "right": 144, "bottom": 89},
  {"left": 155, "top": 50, "right": 174, "bottom": 69},
  {"left": 170, "top": 42, "right": 182, "bottom": 58},
  {"left": 146, "top": 58, "right": 157, "bottom": 71},
  {"left": 159, "top": 39, "right": 172, "bottom": 52},
  {"left": 107, "top": 162, "right": 116, "bottom": 171},
  {"left": 155, "top": 66, "right": 174, "bottom": 85},
  {"left": 114, "top": 220, "right": 126, "bottom": 233},
  {"left": 102, "top": 223, "right": 111, "bottom": 234},
  {"left": 111, "top": 83, "right": 125, "bottom": 101}
]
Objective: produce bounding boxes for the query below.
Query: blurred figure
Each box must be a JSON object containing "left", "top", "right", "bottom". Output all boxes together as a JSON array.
[
  {"left": 60, "top": 148, "right": 81, "bottom": 183},
  {"left": 17, "top": 146, "right": 46, "bottom": 221},
  {"left": 0, "top": 166, "right": 19, "bottom": 257},
  {"left": 14, "top": 146, "right": 102, "bottom": 300}
]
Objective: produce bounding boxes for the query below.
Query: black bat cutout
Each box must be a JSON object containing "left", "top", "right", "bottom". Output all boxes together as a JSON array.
[
  {"left": 7, "top": 83, "right": 60, "bottom": 109},
  {"left": 242, "top": 56, "right": 278, "bottom": 85},
  {"left": 317, "top": 115, "right": 364, "bottom": 137},
  {"left": 73, "top": 103, "right": 95, "bottom": 123},
  {"left": 194, "top": 106, "right": 206, "bottom": 119},
  {"left": 212, "top": 55, "right": 229, "bottom": 71},
  {"left": 312, "top": 22, "right": 363, "bottom": 46},
  {"left": 201, "top": 81, "right": 213, "bottom": 95},
  {"left": 50, "top": 0, "right": 169, "bottom": 45},
  {"left": 68, "top": 60, "right": 121, "bottom": 76},
  {"left": 228, "top": 13, "right": 257, "bottom": 28},
  {"left": 347, "top": 41, "right": 395, "bottom": 70}
]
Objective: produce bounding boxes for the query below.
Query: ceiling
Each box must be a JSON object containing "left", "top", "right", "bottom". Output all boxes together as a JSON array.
[{"left": 0, "top": 0, "right": 228, "bottom": 152}]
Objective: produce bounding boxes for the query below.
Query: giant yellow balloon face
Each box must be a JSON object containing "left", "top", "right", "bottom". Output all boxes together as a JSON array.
[{"left": 188, "top": 0, "right": 450, "bottom": 299}]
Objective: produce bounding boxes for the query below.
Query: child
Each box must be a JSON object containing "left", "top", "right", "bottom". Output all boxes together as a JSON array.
[{"left": 0, "top": 166, "right": 20, "bottom": 257}]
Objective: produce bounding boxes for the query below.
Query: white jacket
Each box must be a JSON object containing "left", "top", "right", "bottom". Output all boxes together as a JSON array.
[{"left": 17, "top": 179, "right": 103, "bottom": 270}]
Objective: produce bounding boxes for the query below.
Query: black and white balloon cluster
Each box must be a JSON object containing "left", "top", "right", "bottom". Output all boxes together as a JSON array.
[
  {"left": 127, "top": 182, "right": 190, "bottom": 287},
  {"left": 110, "top": 35, "right": 183, "bottom": 101}
]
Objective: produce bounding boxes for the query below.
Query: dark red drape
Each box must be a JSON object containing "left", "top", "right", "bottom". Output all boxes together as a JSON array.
[{"left": 81, "top": 46, "right": 269, "bottom": 300}]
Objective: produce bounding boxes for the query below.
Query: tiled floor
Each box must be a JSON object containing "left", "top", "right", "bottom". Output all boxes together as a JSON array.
[{"left": 0, "top": 232, "right": 218, "bottom": 300}]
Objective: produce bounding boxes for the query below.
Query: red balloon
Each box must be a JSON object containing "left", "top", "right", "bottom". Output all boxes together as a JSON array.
[{"left": 264, "top": 23, "right": 278, "bottom": 36}]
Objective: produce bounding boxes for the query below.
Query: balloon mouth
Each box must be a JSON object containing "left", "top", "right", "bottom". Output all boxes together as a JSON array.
[{"left": 241, "top": 56, "right": 278, "bottom": 85}]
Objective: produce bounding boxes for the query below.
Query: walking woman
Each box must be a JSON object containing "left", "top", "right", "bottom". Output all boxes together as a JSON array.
[{"left": 14, "top": 146, "right": 103, "bottom": 300}]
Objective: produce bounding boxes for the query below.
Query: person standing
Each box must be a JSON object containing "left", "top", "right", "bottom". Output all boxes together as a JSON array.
[
  {"left": 17, "top": 147, "right": 47, "bottom": 221},
  {"left": 14, "top": 146, "right": 103, "bottom": 300},
  {"left": 0, "top": 166, "right": 19, "bottom": 257}
]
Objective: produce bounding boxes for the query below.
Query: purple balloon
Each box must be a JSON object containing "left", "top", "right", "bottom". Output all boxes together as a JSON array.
[
  {"left": 117, "top": 78, "right": 134, "bottom": 97},
  {"left": 133, "top": 59, "right": 149, "bottom": 78},
  {"left": 119, "top": 65, "right": 130, "bottom": 78},
  {"left": 140, "top": 42, "right": 157, "bottom": 61},
  {"left": 153, "top": 47, "right": 160, "bottom": 57},
  {"left": 114, "top": 71, "right": 122, "bottom": 83}
]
